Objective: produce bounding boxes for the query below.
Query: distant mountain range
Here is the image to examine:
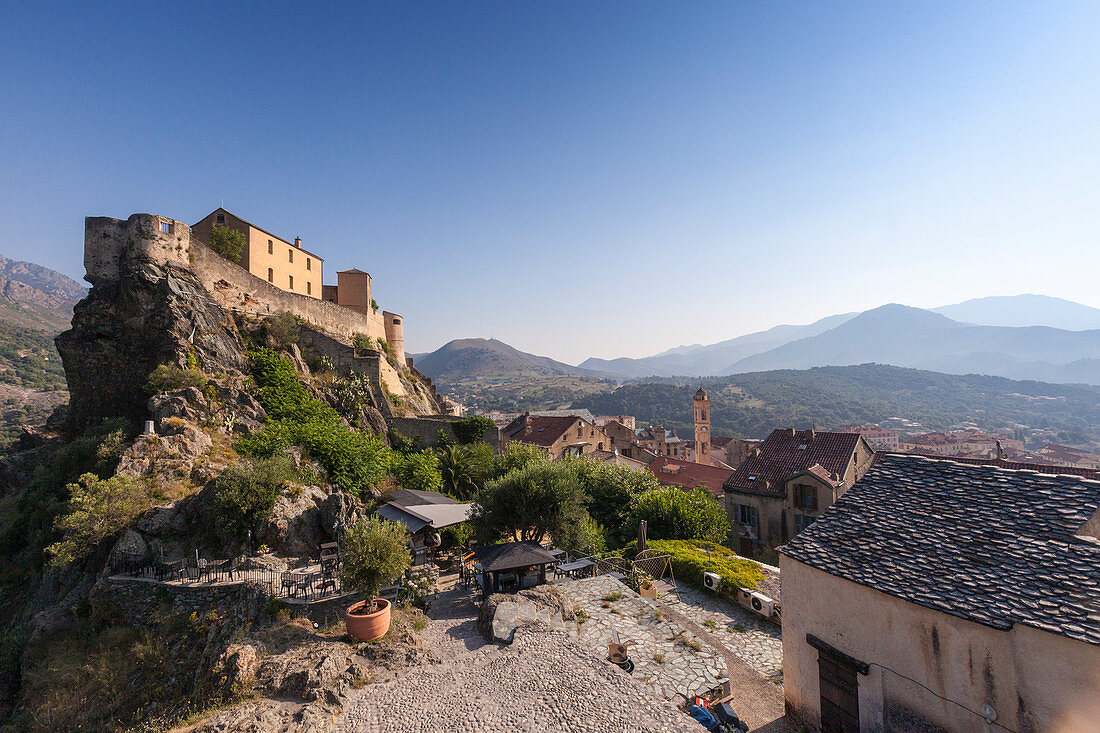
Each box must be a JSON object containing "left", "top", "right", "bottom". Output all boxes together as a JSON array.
[
  {"left": 411, "top": 338, "right": 617, "bottom": 385},
  {"left": 415, "top": 294, "right": 1100, "bottom": 389},
  {"left": 0, "top": 253, "right": 86, "bottom": 333}
]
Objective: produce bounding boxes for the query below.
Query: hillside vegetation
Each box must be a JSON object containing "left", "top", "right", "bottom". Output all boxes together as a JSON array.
[{"left": 573, "top": 363, "right": 1100, "bottom": 446}]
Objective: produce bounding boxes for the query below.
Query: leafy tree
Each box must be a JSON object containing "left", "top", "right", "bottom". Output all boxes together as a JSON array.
[
  {"left": 392, "top": 450, "right": 442, "bottom": 493},
  {"left": 208, "top": 225, "right": 245, "bottom": 263},
  {"left": 209, "top": 456, "right": 297, "bottom": 538},
  {"left": 627, "top": 486, "right": 730, "bottom": 544},
  {"left": 470, "top": 460, "right": 585, "bottom": 544},
  {"left": 555, "top": 511, "right": 607, "bottom": 556},
  {"left": 47, "top": 474, "right": 162, "bottom": 567},
  {"left": 452, "top": 415, "right": 496, "bottom": 445},
  {"left": 339, "top": 516, "right": 411, "bottom": 600},
  {"left": 574, "top": 458, "right": 662, "bottom": 548},
  {"left": 266, "top": 312, "right": 300, "bottom": 348},
  {"left": 493, "top": 442, "right": 548, "bottom": 476}
]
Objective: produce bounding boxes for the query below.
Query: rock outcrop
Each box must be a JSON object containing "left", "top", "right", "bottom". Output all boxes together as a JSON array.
[{"left": 57, "top": 254, "right": 246, "bottom": 433}]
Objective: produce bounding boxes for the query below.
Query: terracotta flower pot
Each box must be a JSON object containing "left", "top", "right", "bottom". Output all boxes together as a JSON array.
[
  {"left": 640, "top": 583, "right": 658, "bottom": 600},
  {"left": 345, "top": 598, "right": 391, "bottom": 641}
]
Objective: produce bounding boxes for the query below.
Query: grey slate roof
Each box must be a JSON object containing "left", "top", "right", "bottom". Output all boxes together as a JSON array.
[
  {"left": 386, "top": 489, "right": 457, "bottom": 508},
  {"left": 780, "top": 453, "right": 1100, "bottom": 646}
]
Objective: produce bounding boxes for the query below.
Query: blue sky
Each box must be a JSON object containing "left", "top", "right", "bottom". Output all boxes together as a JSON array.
[{"left": 2, "top": 2, "right": 1098, "bottom": 362}]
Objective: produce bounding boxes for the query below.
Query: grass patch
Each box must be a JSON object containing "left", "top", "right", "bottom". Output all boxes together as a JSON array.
[
  {"left": 601, "top": 591, "right": 624, "bottom": 602},
  {"left": 624, "top": 538, "right": 763, "bottom": 594},
  {"left": 653, "top": 653, "right": 666, "bottom": 664},
  {"left": 703, "top": 619, "right": 718, "bottom": 630}
]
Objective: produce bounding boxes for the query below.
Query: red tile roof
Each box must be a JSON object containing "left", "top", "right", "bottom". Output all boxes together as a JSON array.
[
  {"left": 647, "top": 457, "right": 734, "bottom": 498},
  {"left": 724, "top": 428, "right": 865, "bottom": 497},
  {"left": 502, "top": 415, "right": 583, "bottom": 448}
]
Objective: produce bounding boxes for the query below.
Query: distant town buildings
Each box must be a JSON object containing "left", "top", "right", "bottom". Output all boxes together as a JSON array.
[
  {"left": 723, "top": 429, "right": 875, "bottom": 556},
  {"left": 780, "top": 453, "right": 1100, "bottom": 732},
  {"left": 900, "top": 429, "right": 1024, "bottom": 457},
  {"left": 837, "top": 425, "right": 900, "bottom": 451},
  {"left": 1037, "top": 443, "right": 1100, "bottom": 470}
]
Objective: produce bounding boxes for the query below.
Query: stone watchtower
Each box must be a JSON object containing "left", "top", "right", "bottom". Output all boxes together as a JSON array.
[{"left": 694, "top": 387, "right": 711, "bottom": 464}]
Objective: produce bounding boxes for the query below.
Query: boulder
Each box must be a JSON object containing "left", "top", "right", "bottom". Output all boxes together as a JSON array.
[
  {"left": 255, "top": 486, "right": 329, "bottom": 558},
  {"left": 219, "top": 642, "right": 265, "bottom": 688},
  {"left": 319, "top": 492, "right": 363, "bottom": 537},
  {"left": 115, "top": 421, "right": 213, "bottom": 481},
  {"left": 257, "top": 640, "right": 367, "bottom": 705}
]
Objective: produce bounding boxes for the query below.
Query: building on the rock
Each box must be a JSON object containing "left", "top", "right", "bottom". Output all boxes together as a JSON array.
[
  {"left": 779, "top": 453, "right": 1100, "bottom": 732},
  {"left": 192, "top": 207, "right": 324, "bottom": 299},
  {"left": 191, "top": 208, "right": 407, "bottom": 366},
  {"left": 723, "top": 428, "right": 874, "bottom": 557}
]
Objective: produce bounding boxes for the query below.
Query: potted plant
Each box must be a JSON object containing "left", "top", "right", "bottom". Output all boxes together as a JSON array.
[
  {"left": 639, "top": 578, "right": 658, "bottom": 600},
  {"left": 339, "top": 516, "right": 411, "bottom": 641}
]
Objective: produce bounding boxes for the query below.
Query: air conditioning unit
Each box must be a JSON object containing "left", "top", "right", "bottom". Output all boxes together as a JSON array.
[
  {"left": 702, "top": 571, "right": 721, "bottom": 591},
  {"left": 738, "top": 589, "right": 776, "bottom": 619}
]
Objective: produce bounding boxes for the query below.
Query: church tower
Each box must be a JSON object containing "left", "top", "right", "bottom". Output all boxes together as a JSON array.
[{"left": 694, "top": 387, "right": 711, "bottom": 464}]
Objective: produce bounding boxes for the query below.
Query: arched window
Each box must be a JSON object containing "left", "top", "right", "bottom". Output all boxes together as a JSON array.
[{"left": 267, "top": 268, "right": 273, "bottom": 283}]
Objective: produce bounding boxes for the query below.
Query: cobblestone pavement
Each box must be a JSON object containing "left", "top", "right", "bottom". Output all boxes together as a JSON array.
[
  {"left": 667, "top": 586, "right": 784, "bottom": 683},
  {"left": 553, "top": 575, "right": 728, "bottom": 700},
  {"left": 419, "top": 582, "right": 488, "bottom": 661},
  {"left": 339, "top": 622, "right": 699, "bottom": 731}
]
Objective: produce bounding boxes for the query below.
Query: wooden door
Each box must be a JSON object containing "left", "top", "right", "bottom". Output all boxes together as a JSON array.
[{"left": 818, "top": 648, "right": 860, "bottom": 733}]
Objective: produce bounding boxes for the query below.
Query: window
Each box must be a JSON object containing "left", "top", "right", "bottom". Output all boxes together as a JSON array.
[
  {"left": 288, "top": 249, "right": 293, "bottom": 263},
  {"left": 796, "top": 484, "right": 818, "bottom": 511},
  {"left": 306, "top": 282, "right": 312, "bottom": 295},
  {"left": 160, "top": 221, "right": 171, "bottom": 234},
  {"left": 288, "top": 275, "right": 294, "bottom": 290},
  {"left": 306, "top": 257, "right": 311, "bottom": 270},
  {"left": 267, "top": 268, "right": 273, "bottom": 283},
  {"left": 268, "top": 240, "right": 273, "bottom": 254},
  {"left": 216, "top": 213, "right": 225, "bottom": 224},
  {"left": 735, "top": 504, "right": 758, "bottom": 527},
  {"left": 794, "top": 514, "right": 816, "bottom": 533}
]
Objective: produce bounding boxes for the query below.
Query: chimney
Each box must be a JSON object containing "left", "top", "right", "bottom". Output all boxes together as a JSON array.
[{"left": 294, "top": 236, "right": 302, "bottom": 248}]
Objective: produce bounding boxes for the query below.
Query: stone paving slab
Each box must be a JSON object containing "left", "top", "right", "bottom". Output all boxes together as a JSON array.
[
  {"left": 553, "top": 575, "right": 728, "bottom": 700},
  {"left": 669, "top": 586, "right": 783, "bottom": 683}
]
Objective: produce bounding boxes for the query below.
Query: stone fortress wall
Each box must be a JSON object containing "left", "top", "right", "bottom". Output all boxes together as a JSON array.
[{"left": 84, "top": 213, "right": 429, "bottom": 407}]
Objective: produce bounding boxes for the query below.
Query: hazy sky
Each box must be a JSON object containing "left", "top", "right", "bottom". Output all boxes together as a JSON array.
[{"left": 3, "top": 2, "right": 1099, "bottom": 363}]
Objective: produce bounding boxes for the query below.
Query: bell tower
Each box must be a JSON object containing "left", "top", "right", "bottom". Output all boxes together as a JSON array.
[{"left": 694, "top": 387, "right": 711, "bottom": 464}]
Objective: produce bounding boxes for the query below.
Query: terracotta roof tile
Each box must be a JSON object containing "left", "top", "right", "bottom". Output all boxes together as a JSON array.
[
  {"left": 503, "top": 415, "right": 582, "bottom": 447},
  {"left": 647, "top": 457, "right": 734, "bottom": 498}
]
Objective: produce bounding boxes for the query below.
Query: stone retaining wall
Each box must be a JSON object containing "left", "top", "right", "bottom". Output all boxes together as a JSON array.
[
  {"left": 388, "top": 415, "right": 500, "bottom": 451},
  {"left": 103, "top": 576, "right": 268, "bottom": 627}
]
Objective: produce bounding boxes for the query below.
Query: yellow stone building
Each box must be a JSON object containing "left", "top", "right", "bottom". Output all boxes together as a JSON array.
[{"left": 192, "top": 207, "right": 323, "bottom": 299}]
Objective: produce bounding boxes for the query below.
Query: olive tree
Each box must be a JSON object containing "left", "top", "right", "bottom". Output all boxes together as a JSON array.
[{"left": 338, "top": 516, "right": 411, "bottom": 600}]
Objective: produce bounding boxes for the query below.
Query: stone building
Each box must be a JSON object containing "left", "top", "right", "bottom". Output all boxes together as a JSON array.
[
  {"left": 779, "top": 454, "right": 1100, "bottom": 732},
  {"left": 836, "top": 424, "right": 900, "bottom": 451},
  {"left": 711, "top": 435, "right": 759, "bottom": 468},
  {"left": 192, "top": 207, "right": 323, "bottom": 299},
  {"left": 636, "top": 425, "right": 694, "bottom": 460},
  {"left": 723, "top": 429, "right": 874, "bottom": 556},
  {"left": 501, "top": 414, "right": 611, "bottom": 459}
]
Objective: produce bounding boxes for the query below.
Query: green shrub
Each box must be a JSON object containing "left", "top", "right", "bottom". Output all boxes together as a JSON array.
[
  {"left": 46, "top": 474, "right": 163, "bottom": 567},
  {"left": 145, "top": 364, "right": 206, "bottom": 394},
  {"left": 624, "top": 538, "right": 762, "bottom": 593},
  {"left": 339, "top": 516, "right": 411, "bottom": 600},
  {"left": 494, "top": 443, "right": 548, "bottom": 475},
  {"left": 237, "top": 349, "right": 393, "bottom": 494},
  {"left": 438, "top": 443, "right": 493, "bottom": 500},
  {"left": 627, "top": 486, "right": 730, "bottom": 544},
  {"left": 209, "top": 456, "right": 297, "bottom": 538},
  {"left": 452, "top": 416, "right": 495, "bottom": 445},
  {"left": 392, "top": 451, "right": 442, "bottom": 493},
  {"left": 388, "top": 429, "right": 423, "bottom": 456},
  {"left": 555, "top": 511, "right": 607, "bottom": 556},
  {"left": 353, "top": 333, "right": 376, "bottom": 352},
  {"left": 208, "top": 225, "right": 245, "bottom": 263},
  {"left": 267, "top": 312, "right": 300, "bottom": 348}
]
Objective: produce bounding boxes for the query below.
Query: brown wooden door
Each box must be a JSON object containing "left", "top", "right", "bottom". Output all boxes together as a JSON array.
[
  {"left": 818, "top": 648, "right": 860, "bottom": 733},
  {"left": 738, "top": 537, "right": 755, "bottom": 557}
]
